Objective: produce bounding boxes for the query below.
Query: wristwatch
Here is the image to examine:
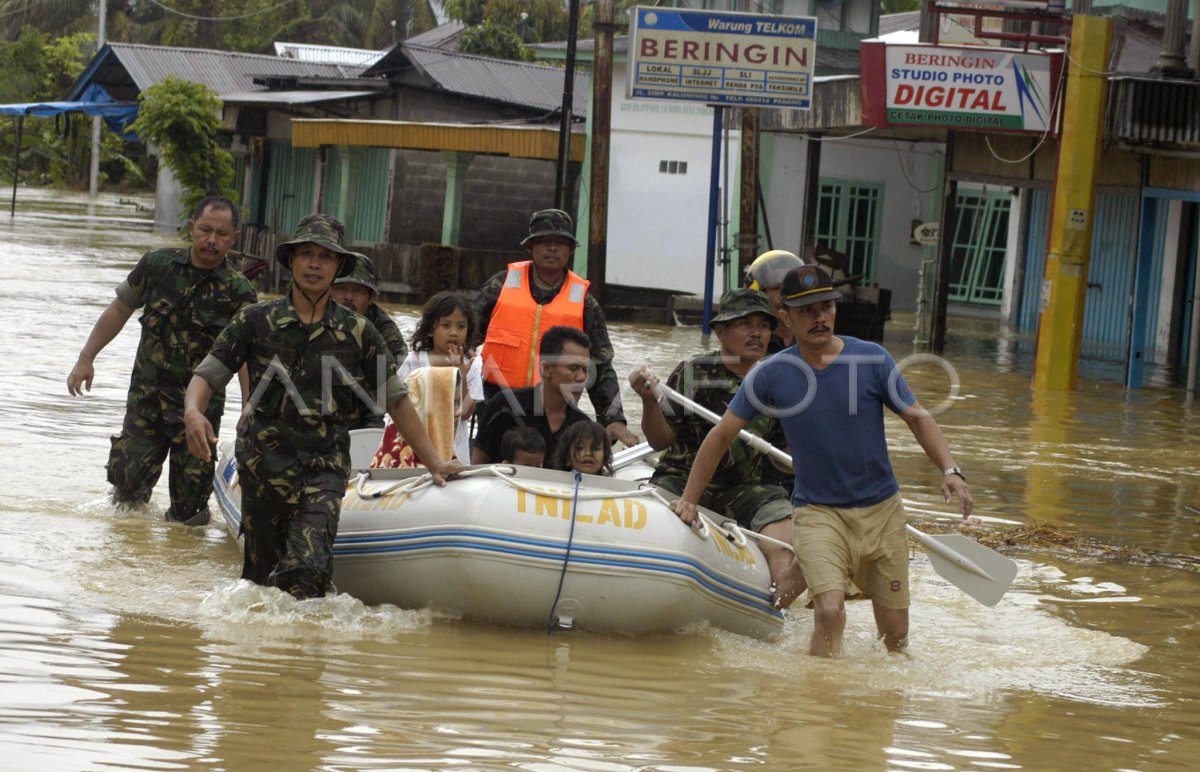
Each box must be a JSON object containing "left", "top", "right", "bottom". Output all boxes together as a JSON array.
[{"left": 942, "top": 466, "right": 966, "bottom": 481}]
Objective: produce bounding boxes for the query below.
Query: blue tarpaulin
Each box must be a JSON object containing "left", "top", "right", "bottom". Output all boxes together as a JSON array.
[
  {"left": 0, "top": 83, "right": 138, "bottom": 137},
  {"left": 3, "top": 84, "right": 139, "bottom": 215}
]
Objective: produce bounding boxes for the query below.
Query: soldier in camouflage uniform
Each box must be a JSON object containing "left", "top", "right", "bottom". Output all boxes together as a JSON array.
[
  {"left": 331, "top": 252, "right": 408, "bottom": 363},
  {"left": 330, "top": 252, "right": 408, "bottom": 429},
  {"left": 630, "top": 288, "right": 805, "bottom": 608},
  {"left": 184, "top": 214, "right": 462, "bottom": 599},
  {"left": 474, "top": 208, "right": 637, "bottom": 447},
  {"left": 68, "top": 196, "right": 258, "bottom": 526}
]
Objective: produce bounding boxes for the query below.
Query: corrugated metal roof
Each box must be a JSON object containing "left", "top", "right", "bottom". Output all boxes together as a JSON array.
[
  {"left": 878, "top": 11, "right": 920, "bottom": 37},
  {"left": 400, "top": 44, "right": 590, "bottom": 115},
  {"left": 273, "top": 41, "right": 385, "bottom": 66},
  {"left": 221, "top": 89, "right": 376, "bottom": 105},
  {"left": 404, "top": 21, "right": 465, "bottom": 50},
  {"left": 71, "top": 43, "right": 363, "bottom": 101}
]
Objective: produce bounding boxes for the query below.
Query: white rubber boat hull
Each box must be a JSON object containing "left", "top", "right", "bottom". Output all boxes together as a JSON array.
[{"left": 213, "top": 443, "right": 784, "bottom": 639}]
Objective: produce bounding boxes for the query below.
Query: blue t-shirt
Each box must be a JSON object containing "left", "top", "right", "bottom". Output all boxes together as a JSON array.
[{"left": 728, "top": 336, "right": 917, "bottom": 508}]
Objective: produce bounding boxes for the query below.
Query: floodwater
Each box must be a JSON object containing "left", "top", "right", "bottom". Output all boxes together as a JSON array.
[{"left": 2, "top": 188, "right": 1198, "bottom": 770}]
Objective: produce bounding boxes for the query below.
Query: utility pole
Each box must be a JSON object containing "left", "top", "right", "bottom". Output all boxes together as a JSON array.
[
  {"left": 554, "top": 0, "right": 581, "bottom": 211},
  {"left": 88, "top": 0, "right": 107, "bottom": 198},
  {"left": 586, "top": 0, "right": 615, "bottom": 306}
]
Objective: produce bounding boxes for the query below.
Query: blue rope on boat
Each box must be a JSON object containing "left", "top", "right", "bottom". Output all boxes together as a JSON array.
[{"left": 545, "top": 470, "right": 583, "bottom": 634}]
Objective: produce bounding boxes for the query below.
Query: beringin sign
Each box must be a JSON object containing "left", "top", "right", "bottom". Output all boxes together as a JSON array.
[
  {"left": 628, "top": 6, "right": 817, "bottom": 110},
  {"left": 860, "top": 41, "right": 1064, "bottom": 133}
]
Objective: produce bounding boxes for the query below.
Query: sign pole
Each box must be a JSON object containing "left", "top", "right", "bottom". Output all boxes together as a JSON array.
[{"left": 702, "top": 105, "right": 723, "bottom": 342}]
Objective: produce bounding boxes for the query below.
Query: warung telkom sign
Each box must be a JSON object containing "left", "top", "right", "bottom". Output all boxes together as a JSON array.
[
  {"left": 860, "top": 41, "right": 1064, "bottom": 133},
  {"left": 628, "top": 6, "right": 817, "bottom": 110}
]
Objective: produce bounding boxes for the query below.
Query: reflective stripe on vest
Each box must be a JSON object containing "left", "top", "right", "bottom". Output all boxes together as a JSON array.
[{"left": 481, "top": 260, "right": 588, "bottom": 389}]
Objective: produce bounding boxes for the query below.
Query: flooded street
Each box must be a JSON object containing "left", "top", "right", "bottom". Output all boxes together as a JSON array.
[{"left": 2, "top": 188, "right": 1198, "bottom": 770}]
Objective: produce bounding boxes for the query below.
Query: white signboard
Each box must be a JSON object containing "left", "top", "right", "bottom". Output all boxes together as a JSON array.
[
  {"left": 862, "top": 43, "right": 1059, "bottom": 133},
  {"left": 628, "top": 6, "right": 817, "bottom": 110}
]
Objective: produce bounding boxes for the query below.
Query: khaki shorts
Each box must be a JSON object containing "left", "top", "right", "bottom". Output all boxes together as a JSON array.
[{"left": 794, "top": 493, "right": 910, "bottom": 609}]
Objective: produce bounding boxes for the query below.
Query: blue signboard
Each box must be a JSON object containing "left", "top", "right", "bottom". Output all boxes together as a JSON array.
[{"left": 627, "top": 6, "right": 817, "bottom": 110}]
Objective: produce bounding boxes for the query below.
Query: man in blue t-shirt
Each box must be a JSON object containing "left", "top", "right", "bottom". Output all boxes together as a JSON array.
[{"left": 670, "top": 265, "right": 973, "bottom": 657}]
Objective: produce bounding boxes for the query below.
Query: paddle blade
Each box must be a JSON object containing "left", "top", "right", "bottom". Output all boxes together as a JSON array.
[{"left": 916, "top": 532, "right": 1018, "bottom": 607}]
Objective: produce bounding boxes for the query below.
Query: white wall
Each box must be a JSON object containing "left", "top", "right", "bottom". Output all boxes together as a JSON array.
[
  {"left": 761, "top": 135, "right": 942, "bottom": 312},
  {"left": 602, "top": 61, "right": 944, "bottom": 309},
  {"left": 602, "top": 61, "right": 739, "bottom": 295}
]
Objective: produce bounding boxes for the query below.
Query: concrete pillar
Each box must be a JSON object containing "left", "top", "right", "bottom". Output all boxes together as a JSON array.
[{"left": 441, "top": 150, "right": 473, "bottom": 246}]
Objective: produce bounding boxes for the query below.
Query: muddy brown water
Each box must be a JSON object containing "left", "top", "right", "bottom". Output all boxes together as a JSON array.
[{"left": 1, "top": 189, "right": 1197, "bottom": 769}]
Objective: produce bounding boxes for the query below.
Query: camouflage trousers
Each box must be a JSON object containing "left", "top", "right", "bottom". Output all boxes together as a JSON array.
[
  {"left": 106, "top": 406, "right": 218, "bottom": 522},
  {"left": 653, "top": 473, "right": 792, "bottom": 533},
  {"left": 239, "top": 469, "right": 344, "bottom": 600}
]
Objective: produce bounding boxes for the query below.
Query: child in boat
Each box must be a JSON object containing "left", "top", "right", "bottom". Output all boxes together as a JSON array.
[
  {"left": 500, "top": 426, "right": 546, "bottom": 467},
  {"left": 396, "top": 292, "right": 484, "bottom": 463},
  {"left": 552, "top": 420, "right": 613, "bottom": 476}
]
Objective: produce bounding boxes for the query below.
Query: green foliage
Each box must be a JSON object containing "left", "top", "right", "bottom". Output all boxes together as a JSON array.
[
  {"left": 447, "top": 0, "right": 580, "bottom": 61},
  {"left": 0, "top": 27, "right": 50, "bottom": 103},
  {"left": 881, "top": 0, "right": 922, "bottom": 12},
  {"left": 458, "top": 19, "right": 530, "bottom": 61},
  {"left": 129, "top": 75, "right": 237, "bottom": 214}
]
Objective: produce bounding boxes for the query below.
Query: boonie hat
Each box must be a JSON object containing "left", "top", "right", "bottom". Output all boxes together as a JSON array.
[
  {"left": 521, "top": 208, "right": 580, "bottom": 247},
  {"left": 711, "top": 288, "right": 778, "bottom": 329},
  {"left": 745, "top": 249, "right": 805, "bottom": 292},
  {"left": 780, "top": 265, "right": 843, "bottom": 308},
  {"left": 275, "top": 213, "right": 358, "bottom": 279},
  {"left": 333, "top": 252, "right": 377, "bottom": 295}
]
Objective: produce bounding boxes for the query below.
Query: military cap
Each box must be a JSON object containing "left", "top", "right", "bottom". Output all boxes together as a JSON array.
[
  {"left": 780, "top": 265, "right": 843, "bottom": 308},
  {"left": 275, "top": 214, "right": 357, "bottom": 279},
  {"left": 520, "top": 208, "right": 580, "bottom": 247},
  {"left": 333, "top": 252, "right": 377, "bottom": 295},
  {"left": 711, "top": 288, "right": 778, "bottom": 329}
]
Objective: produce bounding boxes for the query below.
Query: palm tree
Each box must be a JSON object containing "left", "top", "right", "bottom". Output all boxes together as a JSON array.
[{"left": 1, "top": 0, "right": 93, "bottom": 40}]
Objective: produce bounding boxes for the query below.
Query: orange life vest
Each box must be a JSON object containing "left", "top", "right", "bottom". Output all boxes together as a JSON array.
[{"left": 481, "top": 261, "right": 589, "bottom": 388}]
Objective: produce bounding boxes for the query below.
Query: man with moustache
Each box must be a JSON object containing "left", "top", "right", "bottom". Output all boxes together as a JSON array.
[
  {"left": 629, "top": 288, "right": 804, "bottom": 608},
  {"left": 67, "top": 195, "right": 257, "bottom": 526},
  {"left": 669, "top": 266, "right": 973, "bottom": 656}
]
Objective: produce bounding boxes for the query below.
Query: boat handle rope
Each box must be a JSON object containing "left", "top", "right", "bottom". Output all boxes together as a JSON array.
[
  {"left": 348, "top": 465, "right": 793, "bottom": 554},
  {"left": 545, "top": 471, "right": 583, "bottom": 634}
]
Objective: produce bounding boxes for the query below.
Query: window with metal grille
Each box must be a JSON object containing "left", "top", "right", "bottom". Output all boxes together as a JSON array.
[
  {"left": 814, "top": 179, "right": 883, "bottom": 282},
  {"left": 948, "top": 189, "right": 1011, "bottom": 305}
]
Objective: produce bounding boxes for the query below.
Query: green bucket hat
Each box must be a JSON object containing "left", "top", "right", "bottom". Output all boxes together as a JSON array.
[
  {"left": 333, "top": 252, "right": 377, "bottom": 295},
  {"left": 520, "top": 208, "right": 579, "bottom": 247},
  {"left": 275, "top": 213, "right": 357, "bottom": 279},
  {"left": 711, "top": 288, "right": 778, "bottom": 329}
]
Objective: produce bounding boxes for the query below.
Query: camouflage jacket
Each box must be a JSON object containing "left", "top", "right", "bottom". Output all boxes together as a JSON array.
[
  {"left": 474, "top": 266, "right": 626, "bottom": 426},
  {"left": 116, "top": 247, "right": 257, "bottom": 412},
  {"left": 195, "top": 295, "right": 406, "bottom": 491},
  {"left": 651, "top": 352, "right": 792, "bottom": 489},
  {"left": 366, "top": 302, "right": 409, "bottom": 363}
]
